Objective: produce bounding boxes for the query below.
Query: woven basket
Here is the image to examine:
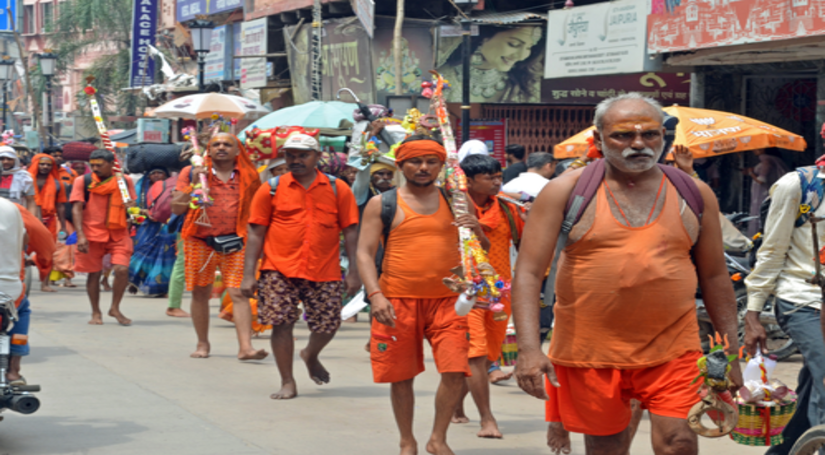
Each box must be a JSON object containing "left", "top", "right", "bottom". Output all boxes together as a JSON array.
[
  {"left": 731, "top": 392, "right": 797, "bottom": 446},
  {"left": 500, "top": 333, "right": 518, "bottom": 367}
]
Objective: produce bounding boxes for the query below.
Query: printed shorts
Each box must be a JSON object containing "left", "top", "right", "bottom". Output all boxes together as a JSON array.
[
  {"left": 257, "top": 270, "right": 342, "bottom": 334},
  {"left": 183, "top": 237, "right": 245, "bottom": 290}
]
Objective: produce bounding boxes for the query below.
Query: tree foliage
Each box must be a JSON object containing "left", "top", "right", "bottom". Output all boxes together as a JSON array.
[{"left": 50, "top": 0, "right": 139, "bottom": 116}]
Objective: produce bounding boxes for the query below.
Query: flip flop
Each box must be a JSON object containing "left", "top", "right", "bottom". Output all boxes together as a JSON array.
[{"left": 9, "top": 376, "right": 26, "bottom": 386}]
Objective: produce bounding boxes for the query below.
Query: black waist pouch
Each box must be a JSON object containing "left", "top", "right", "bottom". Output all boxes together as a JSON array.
[{"left": 205, "top": 234, "right": 244, "bottom": 254}]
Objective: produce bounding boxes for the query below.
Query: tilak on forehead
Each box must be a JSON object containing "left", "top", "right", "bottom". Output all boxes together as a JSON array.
[
  {"left": 610, "top": 115, "right": 662, "bottom": 134},
  {"left": 89, "top": 158, "right": 106, "bottom": 165}
]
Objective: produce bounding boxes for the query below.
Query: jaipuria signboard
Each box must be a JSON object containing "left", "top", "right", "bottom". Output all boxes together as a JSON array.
[
  {"left": 545, "top": 0, "right": 659, "bottom": 79},
  {"left": 129, "top": 0, "right": 158, "bottom": 87}
]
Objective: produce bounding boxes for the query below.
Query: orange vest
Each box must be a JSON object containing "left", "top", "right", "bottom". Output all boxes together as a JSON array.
[
  {"left": 549, "top": 180, "right": 701, "bottom": 369},
  {"left": 379, "top": 192, "right": 460, "bottom": 299}
]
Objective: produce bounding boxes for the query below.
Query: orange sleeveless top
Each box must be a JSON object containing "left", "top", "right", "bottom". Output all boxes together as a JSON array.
[
  {"left": 549, "top": 180, "right": 701, "bottom": 369},
  {"left": 379, "top": 192, "right": 460, "bottom": 299}
]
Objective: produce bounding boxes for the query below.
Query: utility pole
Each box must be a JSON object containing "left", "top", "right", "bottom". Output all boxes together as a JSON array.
[{"left": 393, "top": 0, "right": 405, "bottom": 95}]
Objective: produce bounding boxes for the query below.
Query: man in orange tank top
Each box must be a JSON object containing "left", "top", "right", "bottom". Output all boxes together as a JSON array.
[
  {"left": 452, "top": 153, "right": 523, "bottom": 439},
  {"left": 358, "top": 136, "right": 486, "bottom": 455},
  {"left": 511, "top": 93, "right": 743, "bottom": 454}
]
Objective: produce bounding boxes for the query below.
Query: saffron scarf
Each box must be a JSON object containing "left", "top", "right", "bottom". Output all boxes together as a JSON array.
[
  {"left": 88, "top": 173, "right": 128, "bottom": 230},
  {"left": 471, "top": 195, "right": 503, "bottom": 231},
  {"left": 27, "top": 154, "right": 61, "bottom": 216},
  {"left": 181, "top": 134, "right": 261, "bottom": 240}
]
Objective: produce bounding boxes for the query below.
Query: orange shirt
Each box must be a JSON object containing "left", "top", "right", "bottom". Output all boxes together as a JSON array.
[
  {"left": 248, "top": 171, "right": 359, "bottom": 282},
  {"left": 69, "top": 174, "right": 136, "bottom": 243},
  {"left": 549, "top": 181, "right": 700, "bottom": 369},
  {"left": 379, "top": 191, "right": 460, "bottom": 299},
  {"left": 176, "top": 166, "right": 239, "bottom": 238},
  {"left": 475, "top": 197, "right": 523, "bottom": 281}
]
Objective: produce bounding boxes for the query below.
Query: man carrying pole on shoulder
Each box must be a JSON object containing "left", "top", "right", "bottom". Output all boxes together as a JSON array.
[
  {"left": 357, "top": 136, "right": 486, "bottom": 455},
  {"left": 70, "top": 149, "right": 135, "bottom": 326}
]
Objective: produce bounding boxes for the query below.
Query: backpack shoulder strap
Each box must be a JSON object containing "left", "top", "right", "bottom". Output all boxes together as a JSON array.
[
  {"left": 497, "top": 198, "right": 520, "bottom": 249},
  {"left": 544, "top": 159, "right": 606, "bottom": 305},
  {"left": 658, "top": 164, "right": 704, "bottom": 221},
  {"left": 437, "top": 186, "right": 453, "bottom": 214},
  {"left": 83, "top": 173, "right": 92, "bottom": 203},
  {"left": 795, "top": 166, "right": 822, "bottom": 227},
  {"left": 380, "top": 187, "right": 398, "bottom": 248},
  {"left": 268, "top": 176, "right": 280, "bottom": 196},
  {"left": 325, "top": 173, "right": 338, "bottom": 199}
]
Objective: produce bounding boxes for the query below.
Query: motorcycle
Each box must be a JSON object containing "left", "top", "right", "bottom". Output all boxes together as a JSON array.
[
  {"left": 790, "top": 425, "right": 825, "bottom": 455},
  {"left": 0, "top": 291, "right": 40, "bottom": 420},
  {"left": 695, "top": 214, "right": 798, "bottom": 360}
]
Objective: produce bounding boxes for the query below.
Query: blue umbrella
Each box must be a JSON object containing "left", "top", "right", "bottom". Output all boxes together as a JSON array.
[{"left": 239, "top": 100, "right": 359, "bottom": 141}]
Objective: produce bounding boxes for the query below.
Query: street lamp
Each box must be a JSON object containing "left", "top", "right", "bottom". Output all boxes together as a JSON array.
[
  {"left": 38, "top": 52, "right": 57, "bottom": 144},
  {"left": 189, "top": 18, "right": 215, "bottom": 93},
  {"left": 0, "top": 57, "right": 15, "bottom": 131}
]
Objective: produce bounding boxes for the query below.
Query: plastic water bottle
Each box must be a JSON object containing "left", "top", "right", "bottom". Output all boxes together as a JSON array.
[{"left": 58, "top": 231, "right": 67, "bottom": 241}]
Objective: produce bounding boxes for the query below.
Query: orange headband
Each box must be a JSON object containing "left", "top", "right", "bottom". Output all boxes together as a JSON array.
[{"left": 395, "top": 140, "right": 447, "bottom": 163}]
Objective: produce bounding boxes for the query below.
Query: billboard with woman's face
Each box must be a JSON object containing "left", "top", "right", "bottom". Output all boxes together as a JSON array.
[{"left": 436, "top": 24, "right": 545, "bottom": 104}]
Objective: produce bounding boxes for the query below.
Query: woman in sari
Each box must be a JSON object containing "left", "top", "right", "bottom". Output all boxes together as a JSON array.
[{"left": 128, "top": 168, "right": 178, "bottom": 296}]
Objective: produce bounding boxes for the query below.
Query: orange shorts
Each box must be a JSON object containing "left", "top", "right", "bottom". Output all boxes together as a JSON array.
[
  {"left": 546, "top": 351, "right": 703, "bottom": 436},
  {"left": 184, "top": 237, "right": 245, "bottom": 290},
  {"left": 74, "top": 236, "right": 133, "bottom": 273},
  {"left": 467, "top": 297, "right": 510, "bottom": 361},
  {"left": 370, "top": 297, "right": 470, "bottom": 383}
]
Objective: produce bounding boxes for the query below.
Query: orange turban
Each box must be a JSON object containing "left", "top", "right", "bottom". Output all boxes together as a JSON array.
[{"left": 395, "top": 140, "right": 447, "bottom": 163}]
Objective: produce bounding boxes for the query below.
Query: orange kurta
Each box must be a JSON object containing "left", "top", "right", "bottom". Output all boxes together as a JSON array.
[{"left": 549, "top": 181, "right": 701, "bottom": 369}]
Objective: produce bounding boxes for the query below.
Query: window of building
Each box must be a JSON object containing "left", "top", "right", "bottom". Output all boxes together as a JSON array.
[
  {"left": 23, "top": 5, "right": 34, "bottom": 34},
  {"left": 41, "top": 2, "right": 53, "bottom": 33}
]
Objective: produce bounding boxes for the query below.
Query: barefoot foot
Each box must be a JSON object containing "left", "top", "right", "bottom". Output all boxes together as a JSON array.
[
  {"left": 451, "top": 411, "right": 470, "bottom": 424},
  {"left": 300, "top": 349, "right": 330, "bottom": 385},
  {"left": 108, "top": 309, "right": 132, "bottom": 326},
  {"left": 190, "top": 342, "right": 210, "bottom": 359},
  {"left": 88, "top": 313, "right": 103, "bottom": 325},
  {"left": 425, "top": 440, "right": 454, "bottom": 455},
  {"left": 63, "top": 280, "right": 77, "bottom": 288},
  {"left": 270, "top": 381, "right": 297, "bottom": 400},
  {"left": 477, "top": 418, "right": 503, "bottom": 439},
  {"left": 40, "top": 284, "right": 57, "bottom": 293},
  {"left": 400, "top": 440, "right": 418, "bottom": 455},
  {"left": 489, "top": 369, "right": 513, "bottom": 385},
  {"left": 238, "top": 348, "right": 268, "bottom": 361},
  {"left": 547, "top": 422, "right": 571, "bottom": 455},
  {"left": 166, "top": 308, "right": 191, "bottom": 318}
]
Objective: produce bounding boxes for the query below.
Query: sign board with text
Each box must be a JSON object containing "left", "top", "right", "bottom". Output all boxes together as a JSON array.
[
  {"left": 240, "top": 18, "right": 267, "bottom": 89},
  {"left": 545, "top": 0, "right": 659, "bottom": 79},
  {"left": 541, "top": 72, "right": 691, "bottom": 105},
  {"left": 456, "top": 120, "right": 509, "bottom": 166},
  {"left": 205, "top": 25, "right": 233, "bottom": 81},
  {"left": 176, "top": 0, "right": 241, "bottom": 22},
  {"left": 137, "top": 118, "right": 170, "bottom": 144},
  {"left": 129, "top": 0, "right": 158, "bottom": 87},
  {"left": 648, "top": 0, "right": 825, "bottom": 54}
]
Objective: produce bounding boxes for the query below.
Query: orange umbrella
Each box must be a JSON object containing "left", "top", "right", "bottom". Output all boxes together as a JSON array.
[{"left": 553, "top": 105, "right": 807, "bottom": 160}]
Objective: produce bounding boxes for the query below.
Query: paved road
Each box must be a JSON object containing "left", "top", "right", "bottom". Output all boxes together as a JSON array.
[{"left": 0, "top": 285, "right": 800, "bottom": 454}]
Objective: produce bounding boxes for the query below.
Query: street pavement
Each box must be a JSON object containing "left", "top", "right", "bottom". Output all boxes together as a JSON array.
[{"left": 0, "top": 284, "right": 801, "bottom": 454}]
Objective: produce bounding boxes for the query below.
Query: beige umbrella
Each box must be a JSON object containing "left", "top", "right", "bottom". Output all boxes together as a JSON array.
[{"left": 151, "top": 93, "right": 270, "bottom": 120}]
